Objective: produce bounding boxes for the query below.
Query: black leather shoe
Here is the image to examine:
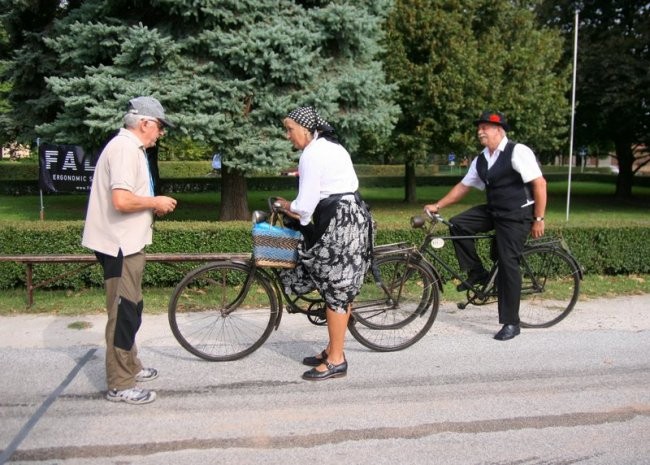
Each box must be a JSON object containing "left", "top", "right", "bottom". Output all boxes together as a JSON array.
[
  {"left": 302, "top": 359, "right": 348, "bottom": 381},
  {"left": 494, "top": 324, "right": 520, "bottom": 341},
  {"left": 456, "top": 270, "right": 489, "bottom": 292},
  {"left": 302, "top": 350, "right": 328, "bottom": 367}
]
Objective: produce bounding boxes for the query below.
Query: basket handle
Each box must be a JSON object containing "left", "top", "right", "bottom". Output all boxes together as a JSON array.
[{"left": 268, "top": 196, "right": 300, "bottom": 225}]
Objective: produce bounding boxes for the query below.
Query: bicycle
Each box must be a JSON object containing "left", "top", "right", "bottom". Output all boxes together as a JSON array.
[
  {"left": 406, "top": 212, "right": 583, "bottom": 328},
  {"left": 167, "top": 203, "right": 439, "bottom": 361}
]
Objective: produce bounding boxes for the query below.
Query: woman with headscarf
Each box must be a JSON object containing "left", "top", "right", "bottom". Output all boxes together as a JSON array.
[{"left": 275, "top": 106, "right": 373, "bottom": 381}]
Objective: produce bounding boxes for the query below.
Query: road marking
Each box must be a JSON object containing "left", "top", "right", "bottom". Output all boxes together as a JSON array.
[{"left": 8, "top": 405, "right": 650, "bottom": 461}]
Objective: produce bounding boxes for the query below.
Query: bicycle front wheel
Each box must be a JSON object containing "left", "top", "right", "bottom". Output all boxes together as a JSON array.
[
  {"left": 168, "top": 261, "right": 279, "bottom": 361},
  {"left": 348, "top": 254, "right": 439, "bottom": 351},
  {"left": 519, "top": 246, "right": 580, "bottom": 328}
]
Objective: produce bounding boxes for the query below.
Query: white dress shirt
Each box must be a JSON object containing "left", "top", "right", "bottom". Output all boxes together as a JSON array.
[{"left": 461, "top": 136, "right": 542, "bottom": 190}]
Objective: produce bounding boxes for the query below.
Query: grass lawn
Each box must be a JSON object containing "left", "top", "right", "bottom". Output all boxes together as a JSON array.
[{"left": 2, "top": 181, "right": 650, "bottom": 228}]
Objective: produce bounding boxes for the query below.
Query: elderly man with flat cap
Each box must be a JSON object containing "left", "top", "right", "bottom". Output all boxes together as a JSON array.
[
  {"left": 424, "top": 111, "right": 547, "bottom": 341},
  {"left": 83, "top": 96, "right": 177, "bottom": 404}
]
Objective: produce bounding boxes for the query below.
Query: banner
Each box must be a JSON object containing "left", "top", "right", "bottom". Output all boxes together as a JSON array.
[{"left": 38, "top": 143, "right": 95, "bottom": 193}]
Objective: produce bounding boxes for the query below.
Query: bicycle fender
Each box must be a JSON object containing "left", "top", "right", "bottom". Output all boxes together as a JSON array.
[
  {"left": 525, "top": 245, "right": 584, "bottom": 280},
  {"left": 558, "top": 240, "right": 585, "bottom": 279},
  {"left": 426, "top": 262, "right": 445, "bottom": 292},
  {"left": 254, "top": 267, "right": 284, "bottom": 329},
  {"left": 408, "top": 251, "right": 445, "bottom": 292}
]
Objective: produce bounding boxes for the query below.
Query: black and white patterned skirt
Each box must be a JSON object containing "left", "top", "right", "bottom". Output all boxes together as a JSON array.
[{"left": 280, "top": 195, "right": 373, "bottom": 313}]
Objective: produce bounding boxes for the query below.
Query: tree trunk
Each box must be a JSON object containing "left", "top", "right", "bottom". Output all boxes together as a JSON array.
[
  {"left": 404, "top": 161, "right": 417, "bottom": 203},
  {"left": 614, "top": 138, "right": 634, "bottom": 200},
  {"left": 219, "top": 167, "right": 250, "bottom": 221}
]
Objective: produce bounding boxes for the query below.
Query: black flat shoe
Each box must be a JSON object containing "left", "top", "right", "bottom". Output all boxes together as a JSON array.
[
  {"left": 302, "top": 350, "right": 328, "bottom": 367},
  {"left": 456, "top": 270, "right": 489, "bottom": 291},
  {"left": 494, "top": 324, "right": 520, "bottom": 341},
  {"left": 302, "top": 359, "right": 348, "bottom": 381}
]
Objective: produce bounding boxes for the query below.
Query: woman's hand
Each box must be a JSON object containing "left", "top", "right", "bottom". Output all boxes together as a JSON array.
[
  {"left": 273, "top": 197, "right": 291, "bottom": 212},
  {"left": 273, "top": 197, "right": 300, "bottom": 220}
]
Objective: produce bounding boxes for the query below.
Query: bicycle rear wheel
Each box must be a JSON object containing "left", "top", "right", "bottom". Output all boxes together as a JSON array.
[
  {"left": 348, "top": 254, "right": 439, "bottom": 351},
  {"left": 519, "top": 246, "right": 580, "bottom": 328},
  {"left": 168, "top": 261, "right": 278, "bottom": 361}
]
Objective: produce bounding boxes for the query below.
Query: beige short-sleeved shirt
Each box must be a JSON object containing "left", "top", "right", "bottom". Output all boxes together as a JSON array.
[{"left": 82, "top": 129, "right": 154, "bottom": 257}]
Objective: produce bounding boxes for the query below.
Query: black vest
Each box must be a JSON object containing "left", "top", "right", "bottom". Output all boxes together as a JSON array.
[{"left": 476, "top": 141, "right": 533, "bottom": 220}]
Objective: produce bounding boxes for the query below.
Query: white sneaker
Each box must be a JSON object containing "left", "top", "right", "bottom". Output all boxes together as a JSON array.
[
  {"left": 106, "top": 387, "right": 156, "bottom": 405},
  {"left": 135, "top": 367, "right": 159, "bottom": 382}
]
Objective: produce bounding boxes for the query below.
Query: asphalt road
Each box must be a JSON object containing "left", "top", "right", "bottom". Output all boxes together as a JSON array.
[{"left": 1, "top": 295, "right": 649, "bottom": 465}]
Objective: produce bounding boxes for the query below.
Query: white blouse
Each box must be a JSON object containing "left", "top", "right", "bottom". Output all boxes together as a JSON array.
[{"left": 290, "top": 137, "right": 359, "bottom": 225}]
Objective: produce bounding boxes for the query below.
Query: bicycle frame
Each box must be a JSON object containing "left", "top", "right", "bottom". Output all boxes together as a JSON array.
[
  {"left": 415, "top": 231, "right": 495, "bottom": 290},
  {"left": 408, "top": 213, "right": 582, "bottom": 300},
  {"left": 168, "top": 212, "right": 582, "bottom": 362},
  {"left": 250, "top": 240, "right": 422, "bottom": 329}
]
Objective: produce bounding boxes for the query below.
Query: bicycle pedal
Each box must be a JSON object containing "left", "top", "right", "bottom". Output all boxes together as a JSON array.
[{"left": 285, "top": 299, "right": 304, "bottom": 314}]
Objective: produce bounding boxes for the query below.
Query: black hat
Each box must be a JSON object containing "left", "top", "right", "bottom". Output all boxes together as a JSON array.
[{"left": 474, "top": 110, "right": 509, "bottom": 131}]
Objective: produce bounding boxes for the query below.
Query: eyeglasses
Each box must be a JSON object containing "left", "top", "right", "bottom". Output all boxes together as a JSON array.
[{"left": 144, "top": 118, "right": 164, "bottom": 131}]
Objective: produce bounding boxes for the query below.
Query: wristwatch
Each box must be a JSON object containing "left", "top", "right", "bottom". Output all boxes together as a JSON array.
[{"left": 534, "top": 217, "right": 544, "bottom": 222}]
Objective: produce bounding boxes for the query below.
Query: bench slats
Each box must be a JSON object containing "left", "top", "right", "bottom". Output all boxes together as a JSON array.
[{"left": 0, "top": 253, "right": 250, "bottom": 307}]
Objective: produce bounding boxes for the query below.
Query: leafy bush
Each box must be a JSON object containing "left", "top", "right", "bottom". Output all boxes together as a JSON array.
[{"left": 0, "top": 221, "right": 647, "bottom": 291}]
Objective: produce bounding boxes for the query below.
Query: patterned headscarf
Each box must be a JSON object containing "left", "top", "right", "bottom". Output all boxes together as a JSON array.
[{"left": 286, "top": 106, "right": 330, "bottom": 132}]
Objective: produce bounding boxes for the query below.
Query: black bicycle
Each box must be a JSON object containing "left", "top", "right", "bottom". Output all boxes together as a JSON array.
[
  {"left": 407, "top": 212, "right": 583, "bottom": 328},
  {"left": 167, "top": 207, "right": 439, "bottom": 361}
]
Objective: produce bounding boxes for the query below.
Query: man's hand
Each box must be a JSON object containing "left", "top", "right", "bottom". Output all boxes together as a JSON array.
[
  {"left": 530, "top": 220, "right": 545, "bottom": 239},
  {"left": 153, "top": 196, "right": 177, "bottom": 216},
  {"left": 423, "top": 203, "right": 440, "bottom": 215},
  {"left": 113, "top": 189, "right": 176, "bottom": 216}
]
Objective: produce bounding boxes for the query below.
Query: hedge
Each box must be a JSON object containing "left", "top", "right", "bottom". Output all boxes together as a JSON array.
[{"left": 0, "top": 221, "right": 647, "bottom": 291}]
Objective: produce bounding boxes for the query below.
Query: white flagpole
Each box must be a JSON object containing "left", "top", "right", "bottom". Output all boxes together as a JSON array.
[
  {"left": 37, "top": 137, "right": 45, "bottom": 221},
  {"left": 566, "top": 8, "right": 579, "bottom": 222}
]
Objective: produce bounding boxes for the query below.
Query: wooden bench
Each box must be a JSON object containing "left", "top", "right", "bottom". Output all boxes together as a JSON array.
[{"left": 0, "top": 253, "right": 249, "bottom": 307}]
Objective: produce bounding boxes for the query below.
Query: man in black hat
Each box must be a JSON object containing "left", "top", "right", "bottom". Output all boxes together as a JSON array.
[{"left": 424, "top": 110, "right": 547, "bottom": 341}]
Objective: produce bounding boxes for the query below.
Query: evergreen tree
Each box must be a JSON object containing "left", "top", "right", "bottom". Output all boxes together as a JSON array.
[
  {"left": 0, "top": 0, "right": 81, "bottom": 146},
  {"left": 5, "top": 0, "right": 397, "bottom": 220},
  {"left": 537, "top": 0, "right": 650, "bottom": 199},
  {"left": 384, "top": 0, "right": 570, "bottom": 202}
]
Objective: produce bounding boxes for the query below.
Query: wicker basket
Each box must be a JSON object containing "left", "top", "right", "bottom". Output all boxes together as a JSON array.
[{"left": 252, "top": 221, "right": 302, "bottom": 268}]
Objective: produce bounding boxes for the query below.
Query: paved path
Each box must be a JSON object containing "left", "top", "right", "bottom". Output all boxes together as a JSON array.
[{"left": 0, "top": 295, "right": 649, "bottom": 464}]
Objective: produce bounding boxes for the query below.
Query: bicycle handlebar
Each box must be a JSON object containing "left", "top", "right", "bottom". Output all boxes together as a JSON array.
[
  {"left": 411, "top": 211, "right": 453, "bottom": 229},
  {"left": 268, "top": 196, "right": 301, "bottom": 221},
  {"left": 268, "top": 196, "right": 282, "bottom": 213}
]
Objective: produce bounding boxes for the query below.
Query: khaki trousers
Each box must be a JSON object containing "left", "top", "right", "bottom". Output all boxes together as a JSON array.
[{"left": 100, "top": 250, "right": 146, "bottom": 390}]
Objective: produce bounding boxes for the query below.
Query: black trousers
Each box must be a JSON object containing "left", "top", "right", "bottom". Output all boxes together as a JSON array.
[{"left": 449, "top": 205, "right": 531, "bottom": 325}]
